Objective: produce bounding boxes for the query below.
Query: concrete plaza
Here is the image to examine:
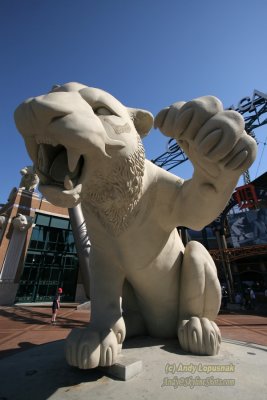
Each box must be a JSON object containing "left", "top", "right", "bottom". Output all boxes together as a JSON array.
[{"left": 0, "top": 306, "right": 266, "bottom": 399}]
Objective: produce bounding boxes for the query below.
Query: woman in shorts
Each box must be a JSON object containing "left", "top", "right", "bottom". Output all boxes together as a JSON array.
[{"left": 51, "top": 287, "right": 62, "bottom": 324}]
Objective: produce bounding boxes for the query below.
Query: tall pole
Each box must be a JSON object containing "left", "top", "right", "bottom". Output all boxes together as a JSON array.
[
  {"left": 68, "top": 204, "right": 91, "bottom": 299},
  {"left": 214, "top": 229, "right": 234, "bottom": 303},
  {"left": 221, "top": 234, "right": 235, "bottom": 295}
]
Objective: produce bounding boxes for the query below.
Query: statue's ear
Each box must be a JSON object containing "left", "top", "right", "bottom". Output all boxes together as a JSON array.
[{"left": 128, "top": 108, "right": 154, "bottom": 138}]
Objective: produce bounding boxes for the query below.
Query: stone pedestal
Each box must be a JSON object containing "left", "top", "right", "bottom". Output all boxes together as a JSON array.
[
  {"left": 0, "top": 282, "right": 19, "bottom": 305},
  {"left": 1, "top": 214, "right": 33, "bottom": 281}
]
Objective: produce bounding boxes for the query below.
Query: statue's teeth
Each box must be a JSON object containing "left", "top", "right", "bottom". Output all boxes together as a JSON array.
[
  {"left": 67, "top": 149, "right": 81, "bottom": 172},
  {"left": 64, "top": 175, "right": 74, "bottom": 190},
  {"left": 25, "top": 137, "right": 38, "bottom": 164}
]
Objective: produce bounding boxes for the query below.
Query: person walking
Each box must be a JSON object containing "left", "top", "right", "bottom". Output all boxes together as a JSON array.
[
  {"left": 249, "top": 288, "right": 256, "bottom": 310},
  {"left": 51, "top": 288, "right": 62, "bottom": 324}
]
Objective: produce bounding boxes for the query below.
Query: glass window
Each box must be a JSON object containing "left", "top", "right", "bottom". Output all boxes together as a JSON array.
[
  {"left": 44, "top": 253, "right": 54, "bottom": 265},
  {"left": 56, "top": 242, "right": 65, "bottom": 252},
  {"left": 64, "top": 256, "right": 78, "bottom": 267},
  {"left": 29, "top": 240, "right": 37, "bottom": 250},
  {"left": 48, "top": 228, "right": 58, "bottom": 243},
  {"left": 48, "top": 285, "right": 58, "bottom": 297},
  {"left": 25, "top": 251, "right": 40, "bottom": 264},
  {"left": 31, "top": 227, "right": 39, "bottom": 241},
  {"left": 29, "top": 269, "right": 37, "bottom": 282},
  {"left": 24, "top": 284, "right": 34, "bottom": 297},
  {"left": 25, "top": 253, "right": 34, "bottom": 264},
  {"left": 37, "top": 285, "right": 47, "bottom": 297},
  {"left": 50, "top": 269, "right": 60, "bottom": 283},
  {"left": 39, "top": 268, "right": 51, "bottom": 282},
  {"left": 47, "top": 242, "right": 56, "bottom": 251},
  {"left": 20, "top": 267, "right": 31, "bottom": 282},
  {"left": 50, "top": 217, "right": 69, "bottom": 230},
  {"left": 33, "top": 254, "right": 42, "bottom": 265},
  {"left": 37, "top": 226, "right": 45, "bottom": 242},
  {"left": 16, "top": 212, "right": 79, "bottom": 303},
  {"left": 53, "top": 255, "right": 62, "bottom": 265},
  {"left": 35, "top": 214, "right": 50, "bottom": 226},
  {"left": 37, "top": 241, "right": 45, "bottom": 250}
]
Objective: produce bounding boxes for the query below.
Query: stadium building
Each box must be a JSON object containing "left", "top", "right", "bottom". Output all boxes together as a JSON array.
[{"left": 0, "top": 186, "right": 87, "bottom": 305}]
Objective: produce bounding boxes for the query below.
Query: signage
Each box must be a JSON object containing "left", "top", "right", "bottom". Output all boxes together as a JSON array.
[{"left": 228, "top": 89, "right": 267, "bottom": 114}]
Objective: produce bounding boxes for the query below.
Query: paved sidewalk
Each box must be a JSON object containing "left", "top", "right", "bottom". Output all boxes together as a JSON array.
[
  {"left": 0, "top": 306, "right": 89, "bottom": 360},
  {"left": 0, "top": 306, "right": 267, "bottom": 360},
  {"left": 216, "top": 312, "right": 267, "bottom": 346},
  {"left": 0, "top": 306, "right": 266, "bottom": 400}
]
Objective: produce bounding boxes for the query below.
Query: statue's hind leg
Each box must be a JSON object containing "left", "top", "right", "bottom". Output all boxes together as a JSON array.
[
  {"left": 178, "top": 241, "right": 221, "bottom": 355},
  {"left": 122, "top": 280, "right": 147, "bottom": 338}
]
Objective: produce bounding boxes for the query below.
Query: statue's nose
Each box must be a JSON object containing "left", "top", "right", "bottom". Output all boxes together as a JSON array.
[
  {"left": 14, "top": 92, "right": 73, "bottom": 137},
  {"left": 30, "top": 93, "right": 72, "bottom": 124}
]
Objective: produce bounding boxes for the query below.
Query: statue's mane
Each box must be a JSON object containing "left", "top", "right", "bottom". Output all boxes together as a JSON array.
[{"left": 82, "top": 137, "right": 145, "bottom": 235}]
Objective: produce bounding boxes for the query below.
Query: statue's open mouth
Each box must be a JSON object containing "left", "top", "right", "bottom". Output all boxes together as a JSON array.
[{"left": 36, "top": 143, "right": 84, "bottom": 191}]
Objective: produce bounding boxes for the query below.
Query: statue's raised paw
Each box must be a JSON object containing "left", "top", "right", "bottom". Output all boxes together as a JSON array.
[
  {"left": 178, "top": 317, "right": 221, "bottom": 356},
  {"left": 155, "top": 96, "right": 257, "bottom": 178}
]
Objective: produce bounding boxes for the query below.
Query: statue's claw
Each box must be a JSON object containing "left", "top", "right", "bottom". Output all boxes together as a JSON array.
[{"left": 178, "top": 317, "right": 221, "bottom": 356}]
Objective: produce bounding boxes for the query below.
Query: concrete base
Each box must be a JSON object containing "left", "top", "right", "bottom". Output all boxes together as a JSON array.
[
  {"left": 0, "top": 281, "right": 19, "bottom": 305},
  {"left": 76, "top": 300, "right": 91, "bottom": 310},
  {"left": 0, "top": 337, "right": 266, "bottom": 400},
  {"left": 99, "top": 355, "right": 142, "bottom": 380},
  {"left": 74, "top": 284, "right": 88, "bottom": 304}
]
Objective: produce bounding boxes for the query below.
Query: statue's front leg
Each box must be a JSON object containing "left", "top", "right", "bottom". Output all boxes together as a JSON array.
[
  {"left": 65, "top": 260, "right": 125, "bottom": 369},
  {"left": 177, "top": 241, "right": 221, "bottom": 355}
]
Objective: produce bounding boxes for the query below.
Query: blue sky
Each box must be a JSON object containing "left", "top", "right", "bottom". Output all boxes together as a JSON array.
[{"left": 0, "top": 0, "right": 267, "bottom": 204}]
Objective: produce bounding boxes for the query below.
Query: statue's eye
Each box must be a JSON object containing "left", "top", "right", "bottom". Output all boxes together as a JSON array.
[{"left": 94, "top": 107, "right": 113, "bottom": 116}]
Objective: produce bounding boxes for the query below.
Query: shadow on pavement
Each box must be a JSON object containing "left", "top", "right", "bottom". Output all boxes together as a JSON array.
[
  {"left": 0, "top": 341, "right": 37, "bottom": 360},
  {"left": 0, "top": 339, "right": 106, "bottom": 400},
  {"left": 0, "top": 307, "right": 50, "bottom": 325}
]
